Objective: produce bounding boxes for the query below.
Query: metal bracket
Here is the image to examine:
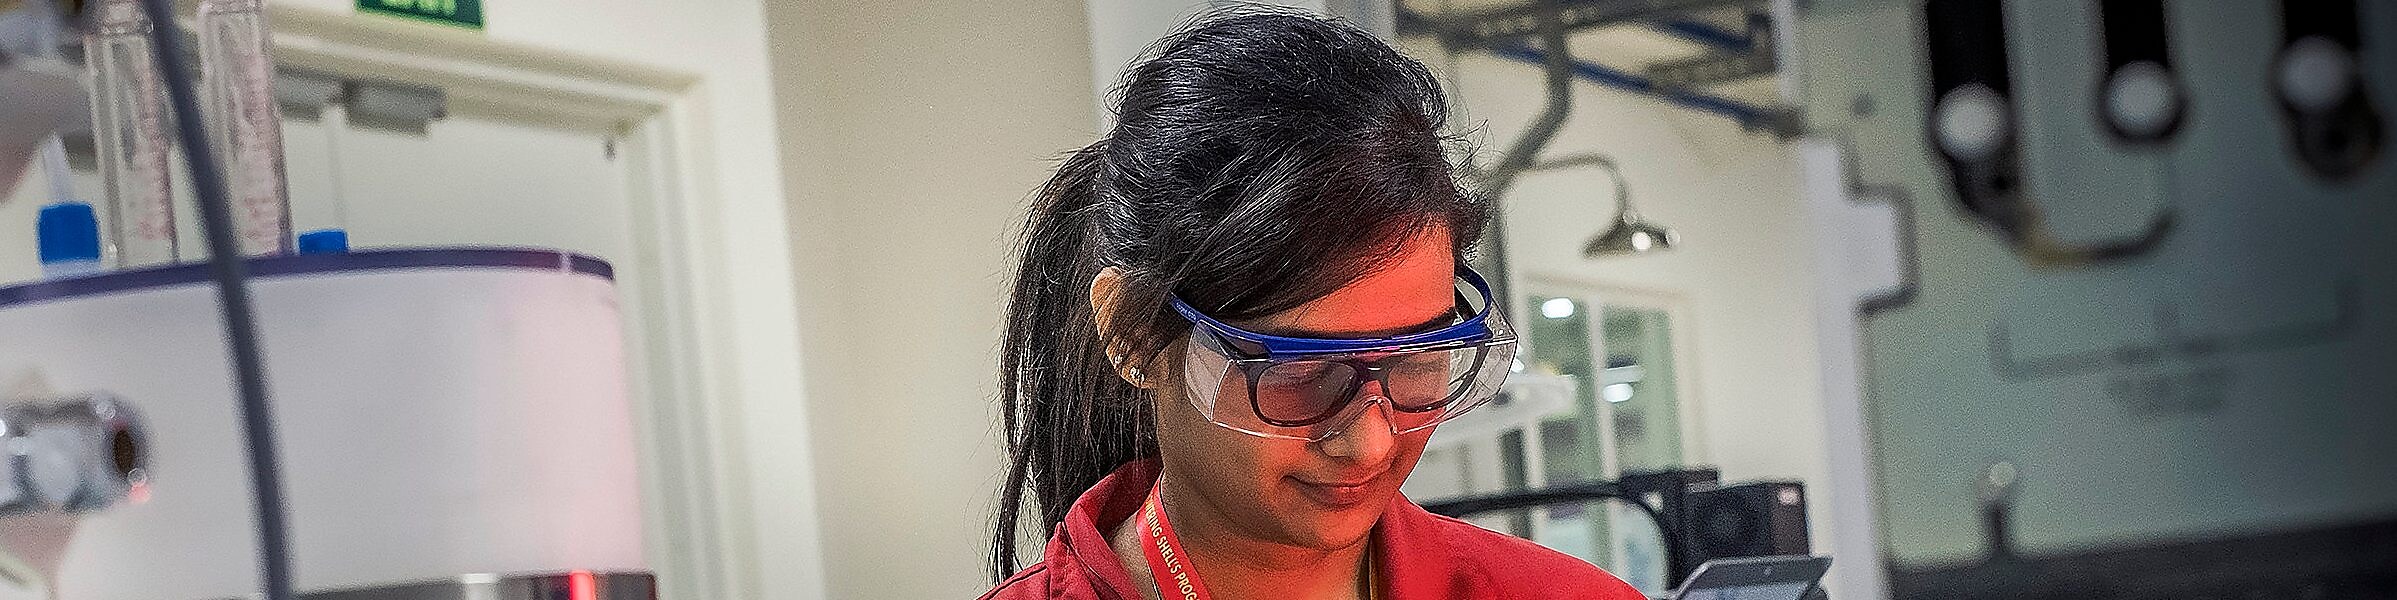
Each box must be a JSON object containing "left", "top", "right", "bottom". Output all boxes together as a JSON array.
[{"left": 1400, "top": 0, "right": 1767, "bottom": 50}]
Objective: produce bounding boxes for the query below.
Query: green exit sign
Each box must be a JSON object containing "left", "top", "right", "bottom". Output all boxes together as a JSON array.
[{"left": 358, "top": 0, "right": 483, "bottom": 30}]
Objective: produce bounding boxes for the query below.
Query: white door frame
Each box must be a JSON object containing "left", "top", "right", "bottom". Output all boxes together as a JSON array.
[
  {"left": 1522, "top": 272, "right": 1711, "bottom": 467},
  {"left": 264, "top": 8, "right": 777, "bottom": 599}
]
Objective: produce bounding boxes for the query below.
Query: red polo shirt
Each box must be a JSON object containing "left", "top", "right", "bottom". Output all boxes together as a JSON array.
[{"left": 980, "top": 458, "right": 1647, "bottom": 600}]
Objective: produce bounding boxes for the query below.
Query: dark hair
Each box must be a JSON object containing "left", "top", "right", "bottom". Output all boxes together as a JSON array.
[{"left": 992, "top": 8, "right": 1487, "bottom": 579}]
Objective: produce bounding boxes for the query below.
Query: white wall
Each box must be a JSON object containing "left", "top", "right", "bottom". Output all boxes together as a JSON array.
[
  {"left": 1402, "top": 39, "right": 1843, "bottom": 593},
  {"left": 764, "top": 0, "right": 1098, "bottom": 596},
  {"left": 1084, "top": 0, "right": 1332, "bottom": 128}
]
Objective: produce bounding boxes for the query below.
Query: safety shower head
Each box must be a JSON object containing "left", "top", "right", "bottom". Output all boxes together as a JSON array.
[
  {"left": 1584, "top": 215, "right": 1676, "bottom": 257},
  {"left": 1533, "top": 153, "right": 1674, "bottom": 258}
]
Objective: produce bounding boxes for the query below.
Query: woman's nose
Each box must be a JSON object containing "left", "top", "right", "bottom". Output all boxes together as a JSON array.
[{"left": 1315, "top": 382, "right": 1398, "bottom": 460}]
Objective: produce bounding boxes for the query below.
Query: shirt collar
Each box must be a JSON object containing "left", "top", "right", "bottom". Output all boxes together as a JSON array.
[{"left": 1047, "top": 457, "right": 1455, "bottom": 600}]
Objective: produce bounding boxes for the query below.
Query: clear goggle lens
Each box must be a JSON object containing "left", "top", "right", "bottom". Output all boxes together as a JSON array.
[{"left": 1177, "top": 322, "right": 1517, "bottom": 442}]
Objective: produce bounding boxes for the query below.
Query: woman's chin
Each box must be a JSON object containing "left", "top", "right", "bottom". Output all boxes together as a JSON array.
[{"left": 1269, "top": 502, "right": 1387, "bottom": 551}]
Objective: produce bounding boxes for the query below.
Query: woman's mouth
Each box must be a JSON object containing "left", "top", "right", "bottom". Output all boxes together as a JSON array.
[{"left": 1291, "top": 474, "right": 1382, "bottom": 508}]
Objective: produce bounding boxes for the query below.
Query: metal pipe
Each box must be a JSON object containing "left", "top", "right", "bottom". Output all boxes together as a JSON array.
[
  {"left": 1398, "top": 6, "right": 1787, "bottom": 133},
  {"left": 1476, "top": 0, "right": 1576, "bottom": 316},
  {"left": 1421, "top": 481, "right": 1628, "bottom": 516},
  {"left": 1526, "top": 152, "right": 1632, "bottom": 217},
  {"left": 1652, "top": 17, "right": 1751, "bottom": 51},
  {"left": 133, "top": 0, "right": 296, "bottom": 598},
  {"left": 1420, "top": 480, "right": 1679, "bottom": 581},
  {"left": 1493, "top": 43, "right": 1783, "bottom": 130},
  {"left": 1403, "top": 0, "right": 1762, "bottom": 47}
]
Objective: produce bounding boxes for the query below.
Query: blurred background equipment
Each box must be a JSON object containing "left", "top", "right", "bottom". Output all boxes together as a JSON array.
[
  {"left": 82, "top": 0, "right": 180, "bottom": 267},
  {"left": 0, "top": 1, "right": 654, "bottom": 598},
  {"left": 0, "top": 394, "right": 146, "bottom": 516},
  {"left": 1395, "top": 2, "right": 1819, "bottom": 595},
  {"left": 1421, "top": 466, "right": 1814, "bottom": 592},
  {"left": 1922, "top": 0, "right": 2172, "bottom": 267},
  {"left": 0, "top": 1, "right": 86, "bottom": 204},
  {"left": 0, "top": 249, "right": 654, "bottom": 599},
  {"left": 195, "top": 0, "right": 294, "bottom": 256},
  {"left": 1670, "top": 555, "right": 1831, "bottom": 600},
  {"left": 2273, "top": 0, "right": 2383, "bottom": 179},
  {"left": 1679, "top": 480, "right": 1810, "bottom": 574},
  {"left": 1800, "top": 0, "right": 2397, "bottom": 598},
  {"left": 2092, "top": 0, "right": 2186, "bottom": 146},
  {"left": 1402, "top": 0, "right": 2397, "bottom": 598}
]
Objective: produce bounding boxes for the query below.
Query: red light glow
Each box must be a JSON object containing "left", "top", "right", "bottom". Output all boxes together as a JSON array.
[{"left": 568, "top": 570, "right": 597, "bottom": 600}]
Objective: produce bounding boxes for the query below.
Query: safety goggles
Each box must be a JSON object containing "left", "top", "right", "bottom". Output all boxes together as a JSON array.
[{"left": 1167, "top": 267, "right": 1518, "bottom": 442}]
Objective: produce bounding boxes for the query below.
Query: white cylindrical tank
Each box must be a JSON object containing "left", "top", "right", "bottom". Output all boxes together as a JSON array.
[{"left": 0, "top": 248, "right": 645, "bottom": 599}]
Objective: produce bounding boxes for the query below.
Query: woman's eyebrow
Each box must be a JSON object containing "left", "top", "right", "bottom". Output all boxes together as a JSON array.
[{"left": 1275, "top": 311, "right": 1459, "bottom": 340}]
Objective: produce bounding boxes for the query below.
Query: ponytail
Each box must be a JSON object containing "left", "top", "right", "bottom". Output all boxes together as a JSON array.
[{"left": 991, "top": 144, "right": 1157, "bottom": 579}]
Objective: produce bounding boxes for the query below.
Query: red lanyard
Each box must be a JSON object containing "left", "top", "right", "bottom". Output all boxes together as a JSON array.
[
  {"left": 1137, "top": 482, "right": 1380, "bottom": 600},
  {"left": 1139, "top": 482, "right": 1213, "bottom": 600}
]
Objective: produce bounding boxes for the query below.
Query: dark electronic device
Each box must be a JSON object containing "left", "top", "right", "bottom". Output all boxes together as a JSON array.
[
  {"left": 1623, "top": 468, "right": 1727, "bottom": 583},
  {"left": 1682, "top": 481, "right": 1813, "bottom": 571},
  {"left": 2273, "top": 0, "right": 2383, "bottom": 180},
  {"left": 1671, "top": 555, "right": 1833, "bottom": 600},
  {"left": 1424, "top": 468, "right": 1816, "bottom": 590}
]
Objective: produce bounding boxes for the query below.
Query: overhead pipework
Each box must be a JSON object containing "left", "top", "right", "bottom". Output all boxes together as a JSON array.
[
  {"left": 1398, "top": 0, "right": 1797, "bottom": 137},
  {"left": 1402, "top": 0, "right": 1762, "bottom": 309}
]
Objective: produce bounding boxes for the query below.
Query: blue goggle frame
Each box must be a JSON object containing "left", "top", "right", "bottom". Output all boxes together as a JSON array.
[{"left": 1165, "top": 266, "right": 1510, "bottom": 360}]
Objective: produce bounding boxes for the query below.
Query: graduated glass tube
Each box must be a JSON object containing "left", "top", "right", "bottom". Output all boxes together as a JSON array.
[
  {"left": 198, "top": 0, "right": 293, "bottom": 256},
  {"left": 82, "top": 0, "right": 179, "bottom": 267}
]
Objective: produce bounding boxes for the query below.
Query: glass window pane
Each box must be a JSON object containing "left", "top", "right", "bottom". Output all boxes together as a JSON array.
[{"left": 1600, "top": 305, "right": 1682, "bottom": 594}]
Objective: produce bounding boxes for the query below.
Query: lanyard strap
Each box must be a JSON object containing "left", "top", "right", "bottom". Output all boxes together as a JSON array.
[
  {"left": 1138, "top": 482, "right": 1381, "bottom": 600},
  {"left": 1140, "top": 482, "right": 1212, "bottom": 600}
]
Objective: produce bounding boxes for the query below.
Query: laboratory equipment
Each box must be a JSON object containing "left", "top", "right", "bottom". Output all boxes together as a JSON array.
[
  {"left": 294, "top": 229, "right": 348, "bottom": 254},
  {"left": 0, "top": 248, "right": 651, "bottom": 599},
  {"left": 2272, "top": 0, "right": 2382, "bottom": 179},
  {"left": 7, "top": 2, "right": 653, "bottom": 596},
  {"left": 1923, "top": 0, "right": 2172, "bottom": 267},
  {"left": 2093, "top": 0, "right": 2186, "bottom": 145},
  {"left": 258, "top": 572, "right": 657, "bottom": 600},
  {"left": 1679, "top": 481, "right": 1812, "bottom": 572},
  {"left": 1424, "top": 469, "right": 1816, "bottom": 590},
  {"left": 80, "top": 0, "right": 179, "bottom": 267},
  {"left": 1668, "top": 555, "right": 1832, "bottom": 600},
  {"left": 35, "top": 202, "right": 103, "bottom": 278},
  {"left": 1, "top": 394, "right": 147, "bottom": 514},
  {"left": 1797, "top": 0, "right": 2397, "bottom": 595},
  {"left": 197, "top": 0, "right": 293, "bottom": 256}
]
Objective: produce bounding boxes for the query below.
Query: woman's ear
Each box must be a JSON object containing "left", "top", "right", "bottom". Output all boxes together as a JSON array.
[
  {"left": 1089, "top": 266, "right": 1126, "bottom": 340},
  {"left": 1088, "top": 267, "right": 1156, "bottom": 388}
]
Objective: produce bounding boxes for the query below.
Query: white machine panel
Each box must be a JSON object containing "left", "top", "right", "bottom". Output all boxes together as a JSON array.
[{"left": 0, "top": 249, "right": 645, "bottom": 600}]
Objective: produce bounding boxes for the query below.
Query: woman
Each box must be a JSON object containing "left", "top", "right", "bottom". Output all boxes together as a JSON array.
[{"left": 983, "top": 10, "right": 1643, "bottom": 600}]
